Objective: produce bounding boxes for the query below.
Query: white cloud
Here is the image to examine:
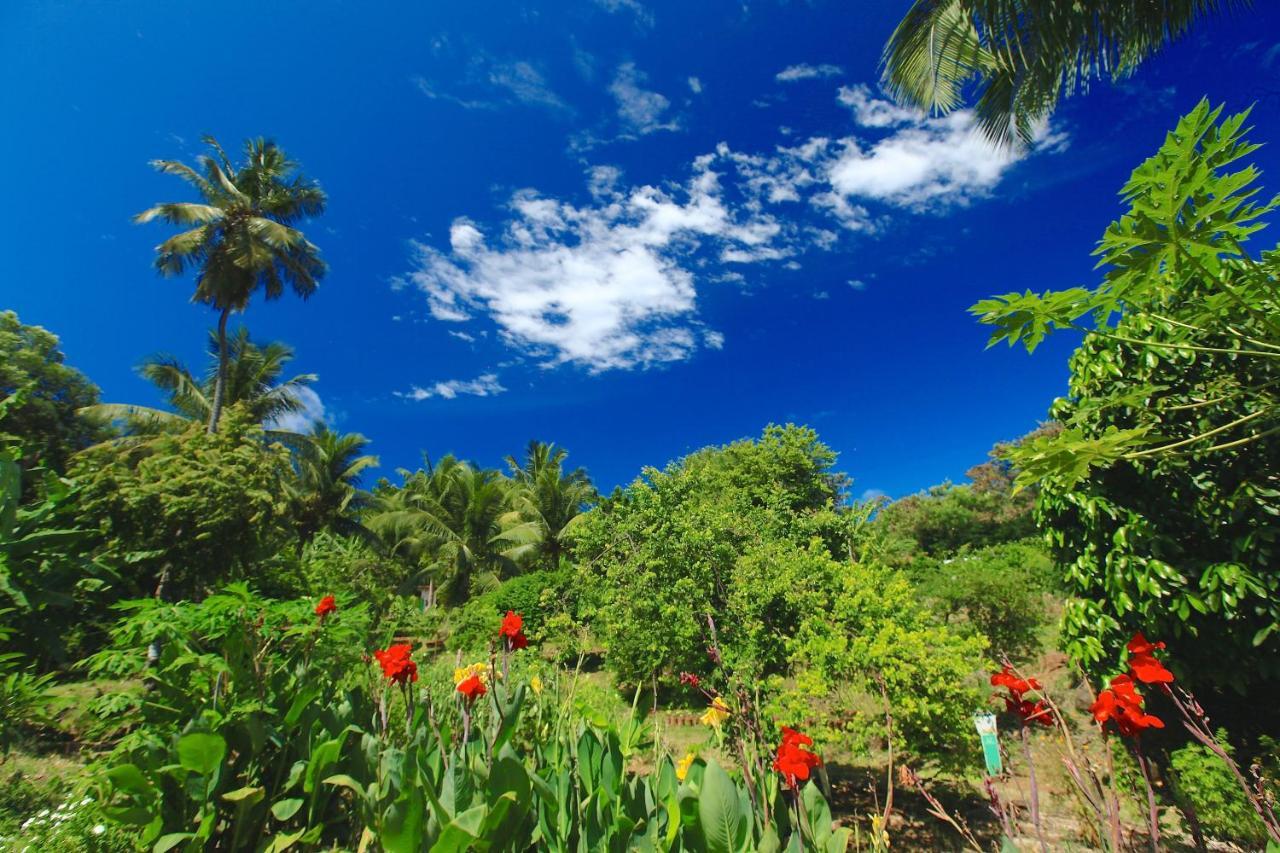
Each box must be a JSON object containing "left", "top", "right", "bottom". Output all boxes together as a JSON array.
[
  {"left": 610, "top": 63, "right": 679, "bottom": 135},
  {"left": 399, "top": 374, "right": 506, "bottom": 401},
  {"left": 403, "top": 157, "right": 796, "bottom": 372},
  {"left": 688, "top": 76, "right": 703, "bottom": 94},
  {"left": 861, "top": 488, "right": 888, "bottom": 502},
  {"left": 268, "top": 386, "right": 327, "bottom": 433},
  {"left": 776, "top": 63, "right": 843, "bottom": 83},
  {"left": 732, "top": 85, "right": 1067, "bottom": 222}
]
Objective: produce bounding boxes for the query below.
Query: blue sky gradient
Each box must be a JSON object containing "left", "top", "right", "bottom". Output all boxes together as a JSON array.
[{"left": 3, "top": 1, "right": 1279, "bottom": 497}]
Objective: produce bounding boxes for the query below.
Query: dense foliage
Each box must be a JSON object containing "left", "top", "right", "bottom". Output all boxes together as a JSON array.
[{"left": 974, "top": 103, "right": 1280, "bottom": 695}]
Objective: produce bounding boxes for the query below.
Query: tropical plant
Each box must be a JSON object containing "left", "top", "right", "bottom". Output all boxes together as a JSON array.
[
  {"left": 85, "top": 327, "right": 318, "bottom": 442},
  {"left": 0, "top": 311, "right": 106, "bottom": 475},
  {"left": 291, "top": 425, "right": 379, "bottom": 543},
  {"left": 368, "top": 457, "right": 537, "bottom": 606},
  {"left": 134, "top": 136, "right": 327, "bottom": 433},
  {"left": 971, "top": 102, "right": 1280, "bottom": 692},
  {"left": 0, "top": 446, "right": 116, "bottom": 668},
  {"left": 88, "top": 584, "right": 373, "bottom": 851},
  {"left": 503, "top": 441, "right": 597, "bottom": 570},
  {"left": 881, "top": 0, "right": 1244, "bottom": 145}
]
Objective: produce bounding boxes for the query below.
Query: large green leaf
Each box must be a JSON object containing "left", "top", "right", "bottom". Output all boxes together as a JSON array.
[
  {"left": 697, "top": 760, "right": 746, "bottom": 853},
  {"left": 176, "top": 732, "right": 226, "bottom": 777}
]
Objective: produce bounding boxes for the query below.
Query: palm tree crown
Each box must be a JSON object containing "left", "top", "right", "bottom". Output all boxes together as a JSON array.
[
  {"left": 881, "top": 0, "right": 1244, "bottom": 146},
  {"left": 135, "top": 136, "right": 327, "bottom": 431},
  {"left": 85, "top": 327, "right": 317, "bottom": 440},
  {"left": 504, "top": 440, "right": 597, "bottom": 569},
  {"left": 292, "top": 425, "right": 379, "bottom": 543}
]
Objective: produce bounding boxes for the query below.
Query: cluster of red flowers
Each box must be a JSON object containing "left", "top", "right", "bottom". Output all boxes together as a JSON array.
[
  {"left": 990, "top": 664, "right": 1053, "bottom": 727},
  {"left": 1089, "top": 632, "right": 1173, "bottom": 737},
  {"left": 500, "top": 610, "right": 529, "bottom": 650},
  {"left": 373, "top": 643, "right": 418, "bottom": 685},
  {"left": 457, "top": 673, "right": 486, "bottom": 704},
  {"left": 315, "top": 595, "right": 337, "bottom": 619},
  {"left": 678, "top": 672, "right": 700, "bottom": 688},
  {"left": 772, "top": 727, "right": 821, "bottom": 790}
]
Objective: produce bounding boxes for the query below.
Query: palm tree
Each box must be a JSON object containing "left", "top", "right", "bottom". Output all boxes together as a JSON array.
[
  {"left": 135, "top": 136, "right": 327, "bottom": 432},
  {"left": 85, "top": 327, "right": 317, "bottom": 442},
  {"left": 367, "top": 456, "right": 538, "bottom": 606},
  {"left": 292, "top": 425, "right": 379, "bottom": 542},
  {"left": 504, "top": 440, "right": 597, "bottom": 569},
  {"left": 881, "top": 0, "right": 1244, "bottom": 145}
]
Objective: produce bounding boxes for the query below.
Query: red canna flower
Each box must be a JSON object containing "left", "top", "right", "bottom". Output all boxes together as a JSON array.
[
  {"left": 456, "top": 673, "right": 486, "bottom": 703},
  {"left": 1090, "top": 674, "right": 1164, "bottom": 737},
  {"left": 773, "top": 727, "right": 821, "bottom": 790},
  {"left": 1005, "top": 696, "right": 1055, "bottom": 728},
  {"left": 499, "top": 610, "right": 530, "bottom": 650},
  {"left": 990, "top": 664, "right": 1042, "bottom": 698},
  {"left": 373, "top": 644, "right": 418, "bottom": 685},
  {"left": 315, "top": 595, "right": 337, "bottom": 619},
  {"left": 500, "top": 610, "right": 523, "bottom": 637},
  {"left": 1125, "top": 632, "right": 1173, "bottom": 684},
  {"left": 990, "top": 664, "right": 1054, "bottom": 727},
  {"left": 1126, "top": 632, "right": 1165, "bottom": 656}
]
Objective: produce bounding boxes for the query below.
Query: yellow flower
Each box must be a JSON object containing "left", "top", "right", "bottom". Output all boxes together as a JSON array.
[
  {"left": 453, "top": 662, "right": 488, "bottom": 686},
  {"left": 699, "top": 696, "right": 731, "bottom": 728},
  {"left": 675, "top": 752, "right": 696, "bottom": 781},
  {"left": 871, "top": 815, "right": 890, "bottom": 848},
  {"left": 530, "top": 676, "right": 543, "bottom": 695}
]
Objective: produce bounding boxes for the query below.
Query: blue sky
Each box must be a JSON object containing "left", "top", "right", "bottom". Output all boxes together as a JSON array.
[{"left": 3, "top": 1, "right": 1279, "bottom": 499}]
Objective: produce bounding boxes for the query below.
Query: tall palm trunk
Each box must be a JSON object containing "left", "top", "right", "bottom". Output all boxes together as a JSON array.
[{"left": 207, "top": 306, "right": 231, "bottom": 433}]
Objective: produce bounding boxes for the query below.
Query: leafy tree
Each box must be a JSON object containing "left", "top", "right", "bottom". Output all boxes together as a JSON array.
[
  {"left": 575, "top": 424, "right": 858, "bottom": 686},
  {"left": 87, "top": 327, "right": 318, "bottom": 440},
  {"left": 503, "top": 441, "right": 597, "bottom": 569},
  {"left": 761, "top": 543, "right": 986, "bottom": 760},
  {"left": 367, "top": 456, "right": 535, "bottom": 606},
  {"left": 0, "top": 310, "right": 106, "bottom": 474},
  {"left": 291, "top": 426, "right": 379, "bottom": 543},
  {"left": 70, "top": 405, "right": 295, "bottom": 599},
  {"left": 971, "top": 103, "right": 1280, "bottom": 693},
  {"left": 135, "top": 136, "right": 327, "bottom": 433},
  {"left": 906, "top": 538, "right": 1056, "bottom": 659},
  {"left": 882, "top": 0, "right": 1244, "bottom": 145}
]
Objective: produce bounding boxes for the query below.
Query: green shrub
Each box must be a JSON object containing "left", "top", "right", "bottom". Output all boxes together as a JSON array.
[{"left": 1170, "top": 732, "right": 1271, "bottom": 848}]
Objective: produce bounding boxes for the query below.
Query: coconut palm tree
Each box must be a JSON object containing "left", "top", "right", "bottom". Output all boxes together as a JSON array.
[
  {"left": 135, "top": 136, "right": 327, "bottom": 432},
  {"left": 504, "top": 440, "right": 597, "bottom": 569},
  {"left": 291, "top": 425, "right": 379, "bottom": 542},
  {"left": 85, "top": 327, "right": 317, "bottom": 442},
  {"left": 367, "top": 456, "right": 538, "bottom": 606},
  {"left": 881, "top": 0, "right": 1244, "bottom": 145}
]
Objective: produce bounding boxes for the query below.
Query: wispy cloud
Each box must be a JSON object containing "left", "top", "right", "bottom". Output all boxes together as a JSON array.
[
  {"left": 398, "top": 374, "right": 506, "bottom": 401},
  {"left": 610, "top": 62, "right": 679, "bottom": 135},
  {"left": 402, "top": 82, "right": 1067, "bottom": 375},
  {"left": 592, "top": 0, "right": 654, "bottom": 29},
  {"left": 412, "top": 56, "right": 570, "bottom": 114},
  {"left": 776, "top": 63, "right": 843, "bottom": 83}
]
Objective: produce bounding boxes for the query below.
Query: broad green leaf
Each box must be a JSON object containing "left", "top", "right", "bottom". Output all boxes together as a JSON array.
[{"left": 697, "top": 760, "right": 744, "bottom": 853}]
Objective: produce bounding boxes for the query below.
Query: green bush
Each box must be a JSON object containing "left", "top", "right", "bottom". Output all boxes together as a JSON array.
[{"left": 1170, "top": 732, "right": 1271, "bottom": 848}]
